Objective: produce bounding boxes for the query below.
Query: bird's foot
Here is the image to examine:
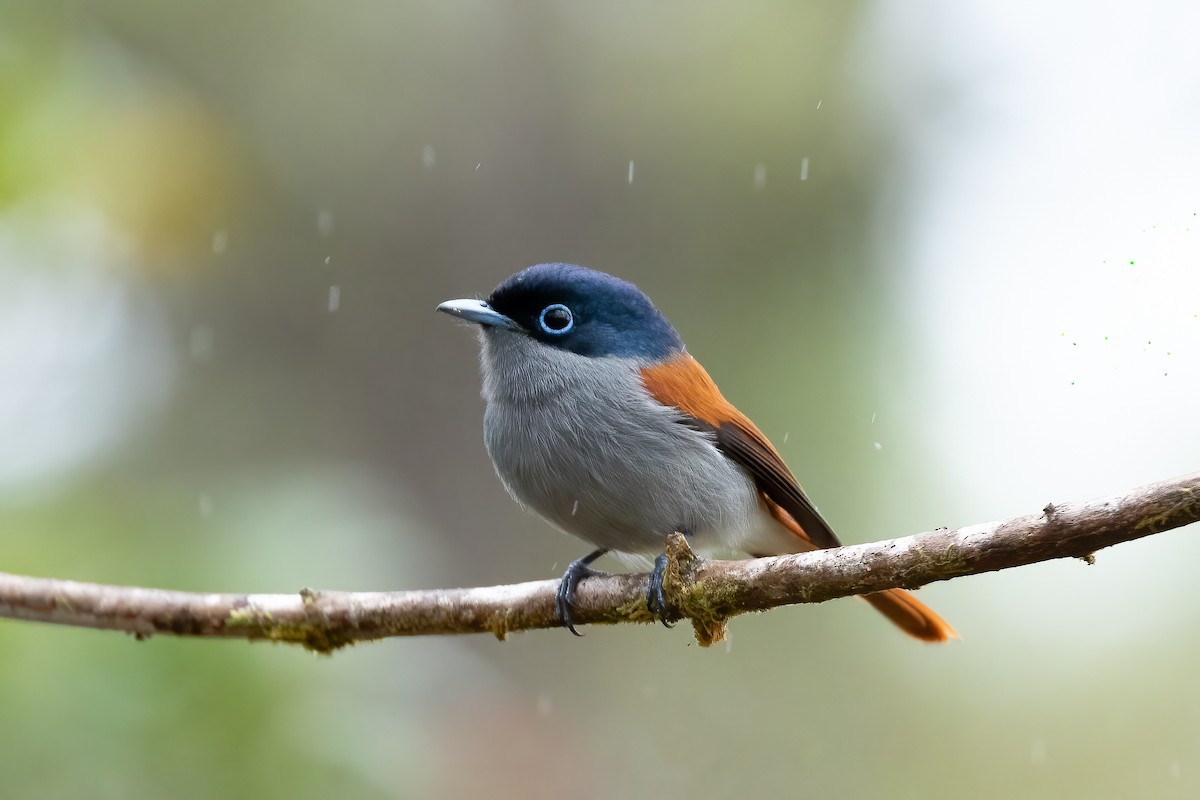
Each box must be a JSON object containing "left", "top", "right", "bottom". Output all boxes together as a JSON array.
[
  {"left": 556, "top": 549, "right": 608, "bottom": 636},
  {"left": 647, "top": 552, "right": 676, "bottom": 628}
]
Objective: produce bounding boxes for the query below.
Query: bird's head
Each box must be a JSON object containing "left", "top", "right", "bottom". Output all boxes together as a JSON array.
[{"left": 437, "top": 263, "right": 683, "bottom": 360}]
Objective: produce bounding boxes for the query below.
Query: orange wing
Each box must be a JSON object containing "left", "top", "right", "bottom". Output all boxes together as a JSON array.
[
  {"left": 640, "top": 354, "right": 957, "bottom": 643},
  {"left": 640, "top": 354, "right": 839, "bottom": 549}
]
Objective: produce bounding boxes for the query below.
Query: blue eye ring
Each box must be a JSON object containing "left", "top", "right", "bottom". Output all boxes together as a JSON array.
[{"left": 538, "top": 303, "right": 574, "bottom": 335}]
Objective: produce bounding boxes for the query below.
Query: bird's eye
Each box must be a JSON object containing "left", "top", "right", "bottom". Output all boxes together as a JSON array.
[{"left": 538, "top": 304, "right": 574, "bottom": 335}]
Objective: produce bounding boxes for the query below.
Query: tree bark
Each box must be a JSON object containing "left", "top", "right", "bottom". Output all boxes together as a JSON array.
[{"left": 1, "top": 471, "right": 1196, "bottom": 651}]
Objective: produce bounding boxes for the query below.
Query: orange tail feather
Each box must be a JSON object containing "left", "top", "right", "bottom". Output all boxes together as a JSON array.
[
  {"left": 756, "top": 503, "right": 958, "bottom": 642},
  {"left": 864, "top": 589, "right": 959, "bottom": 643}
]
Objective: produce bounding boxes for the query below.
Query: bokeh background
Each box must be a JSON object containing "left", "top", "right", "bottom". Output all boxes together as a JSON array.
[{"left": 3, "top": 2, "right": 1200, "bottom": 797}]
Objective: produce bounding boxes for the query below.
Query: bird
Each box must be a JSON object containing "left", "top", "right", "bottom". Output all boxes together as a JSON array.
[{"left": 437, "top": 263, "right": 956, "bottom": 642}]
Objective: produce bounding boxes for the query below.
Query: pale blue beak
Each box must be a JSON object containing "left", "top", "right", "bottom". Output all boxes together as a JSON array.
[{"left": 436, "top": 298, "right": 521, "bottom": 330}]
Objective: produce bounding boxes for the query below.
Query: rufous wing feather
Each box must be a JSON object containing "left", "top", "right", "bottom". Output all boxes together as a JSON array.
[{"left": 641, "top": 354, "right": 957, "bottom": 643}]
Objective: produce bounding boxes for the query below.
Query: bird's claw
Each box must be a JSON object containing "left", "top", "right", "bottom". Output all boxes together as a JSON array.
[
  {"left": 647, "top": 553, "right": 675, "bottom": 628},
  {"left": 556, "top": 552, "right": 606, "bottom": 635}
]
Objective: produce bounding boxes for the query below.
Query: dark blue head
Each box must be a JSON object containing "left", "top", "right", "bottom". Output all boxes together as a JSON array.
[{"left": 439, "top": 263, "right": 684, "bottom": 360}]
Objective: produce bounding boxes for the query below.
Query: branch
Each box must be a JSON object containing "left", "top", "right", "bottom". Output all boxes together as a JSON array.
[{"left": 2, "top": 472, "right": 1197, "bottom": 651}]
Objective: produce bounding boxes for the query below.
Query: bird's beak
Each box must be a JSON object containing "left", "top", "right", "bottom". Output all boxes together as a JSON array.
[{"left": 436, "top": 298, "right": 521, "bottom": 330}]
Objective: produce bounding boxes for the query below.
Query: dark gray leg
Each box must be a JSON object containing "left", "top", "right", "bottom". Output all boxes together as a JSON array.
[
  {"left": 647, "top": 552, "right": 676, "bottom": 627},
  {"left": 556, "top": 548, "right": 608, "bottom": 636}
]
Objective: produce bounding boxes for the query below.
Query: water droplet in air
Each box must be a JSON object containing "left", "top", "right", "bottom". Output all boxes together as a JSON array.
[{"left": 317, "top": 209, "right": 334, "bottom": 237}]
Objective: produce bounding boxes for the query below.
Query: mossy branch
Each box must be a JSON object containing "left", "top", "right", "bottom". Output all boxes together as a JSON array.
[{"left": 2, "top": 471, "right": 1198, "bottom": 651}]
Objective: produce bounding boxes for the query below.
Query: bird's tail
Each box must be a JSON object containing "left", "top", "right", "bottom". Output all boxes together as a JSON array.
[
  {"left": 756, "top": 501, "right": 959, "bottom": 643},
  {"left": 864, "top": 588, "right": 958, "bottom": 643}
]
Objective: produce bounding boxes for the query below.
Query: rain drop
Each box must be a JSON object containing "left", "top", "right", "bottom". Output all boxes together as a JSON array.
[{"left": 317, "top": 209, "right": 334, "bottom": 237}]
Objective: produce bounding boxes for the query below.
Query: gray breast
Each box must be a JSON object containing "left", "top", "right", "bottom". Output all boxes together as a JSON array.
[{"left": 477, "top": 329, "right": 761, "bottom": 555}]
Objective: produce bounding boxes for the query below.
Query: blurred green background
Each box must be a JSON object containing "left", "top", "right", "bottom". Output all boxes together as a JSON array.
[{"left": 3, "top": 2, "right": 1200, "bottom": 798}]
